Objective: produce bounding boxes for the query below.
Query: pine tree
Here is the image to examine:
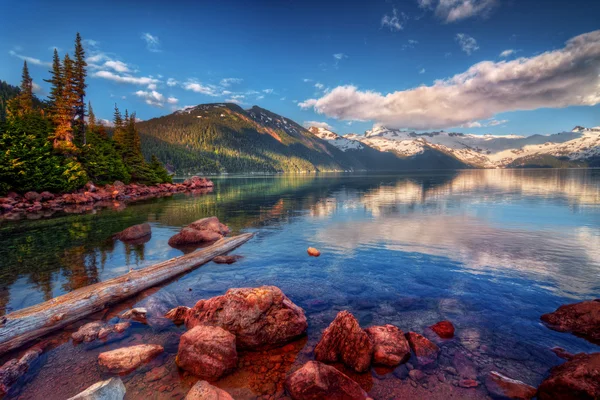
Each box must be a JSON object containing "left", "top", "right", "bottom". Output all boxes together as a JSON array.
[
  {"left": 53, "top": 54, "right": 76, "bottom": 150},
  {"left": 44, "top": 49, "right": 63, "bottom": 118},
  {"left": 112, "top": 104, "right": 125, "bottom": 144},
  {"left": 73, "top": 33, "right": 87, "bottom": 144},
  {"left": 87, "top": 101, "right": 96, "bottom": 131},
  {"left": 7, "top": 62, "right": 34, "bottom": 117}
]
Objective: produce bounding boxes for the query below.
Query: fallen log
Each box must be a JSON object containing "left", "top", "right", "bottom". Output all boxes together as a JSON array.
[{"left": 0, "top": 233, "right": 254, "bottom": 355}]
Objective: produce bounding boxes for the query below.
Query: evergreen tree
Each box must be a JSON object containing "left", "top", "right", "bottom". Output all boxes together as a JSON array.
[
  {"left": 112, "top": 104, "right": 125, "bottom": 144},
  {"left": 150, "top": 154, "right": 172, "bottom": 183},
  {"left": 73, "top": 33, "right": 87, "bottom": 144},
  {"left": 87, "top": 101, "right": 96, "bottom": 131},
  {"left": 7, "top": 62, "right": 34, "bottom": 117},
  {"left": 53, "top": 54, "right": 76, "bottom": 150},
  {"left": 44, "top": 49, "right": 63, "bottom": 118}
]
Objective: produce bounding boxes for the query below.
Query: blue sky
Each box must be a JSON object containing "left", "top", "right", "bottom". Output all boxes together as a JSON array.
[{"left": 1, "top": 0, "right": 599, "bottom": 136}]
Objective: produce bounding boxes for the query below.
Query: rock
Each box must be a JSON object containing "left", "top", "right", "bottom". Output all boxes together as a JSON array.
[
  {"left": 67, "top": 377, "right": 126, "bottom": 400},
  {"left": 39, "top": 191, "right": 54, "bottom": 201},
  {"left": 541, "top": 299, "right": 600, "bottom": 343},
  {"left": 409, "top": 369, "right": 426, "bottom": 382},
  {"left": 459, "top": 379, "right": 479, "bottom": 388},
  {"left": 307, "top": 247, "right": 321, "bottom": 257},
  {"left": 405, "top": 332, "right": 440, "bottom": 366},
  {"left": 184, "top": 380, "right": 234, "bottom": 400},
  {"left": 365, "top": 324, "right": 410, "bottom": 367},
  {"left": 213, "top": 255, "right": 242, "bottom": 264},
  {"left": 24, "top": 191, "right": 41, "bottom": 202},
  {"left": 452, "top": 352, "right": 478, "bottom": 380},
  {"left": 537, "top": 352, "right": 600, "bottom": 400},
  {"left": 168, "top": 227, "right": 223, "bottom": 247},
  {"left": 485, "top": 371, "right": 536, "bottom": 400},
  {"left": 188, "top": 216, "right": 230, "bottom": 236},
  {"left": 84, "top": 181, "right": 97, "bottom": 193},
  {"left": 284, "top": 361, "right": 368, "bottom": 400},
  {"left": 176, "top": 325, "right": 237, "bottom": 380},
  {"left": 314, "top": 310, "right": 374, "bottom": 373},
  {"left": 551, "top": 347, "right": 574, "bottom": 360},
  {"left": 0, "top": 348, "right": 42, "bottom": 396},
  {"left": 72, "top": 322, "right": 105, "bottom": 342},
  {"left": 114, "top": 223, "right": 151, "bottom": 241},
  {"left": 185, "top": 286, "right": 307, "bottom": 350},
  {"left": 165, "top": 306, "right": 190, "bottom": 325},
  {"left": 119, "top": 308, "right": 148, "bottom": 324},
  {"left": 430, "top": 320, "right": 455, "bottom": 339},
  {"left": 98, "top": 344, "right": 163, "bottom": 374},
  {"left": 113, "top": 181, "right": 125, "bottom": 188}
]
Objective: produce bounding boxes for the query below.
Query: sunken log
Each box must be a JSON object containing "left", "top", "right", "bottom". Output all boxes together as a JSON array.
[{"left": 0, "top": 233, "right": 254, "bottom": 355}]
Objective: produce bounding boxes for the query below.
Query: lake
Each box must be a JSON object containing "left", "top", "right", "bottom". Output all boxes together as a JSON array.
[{"left": 0, "top": 169, "right": 599, "bottom": 399}]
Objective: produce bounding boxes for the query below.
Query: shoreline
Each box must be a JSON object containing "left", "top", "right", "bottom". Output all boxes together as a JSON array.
[{"left": 0, "top": 176, "right": 213, "bottom": 221}]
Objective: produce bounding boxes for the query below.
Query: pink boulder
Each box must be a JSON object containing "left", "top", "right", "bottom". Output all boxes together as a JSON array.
[
  {"left": 365, "top": 324, "right": 410, "bottom": 367},
  {"left": 405, "top": 331, "right": 440, "bottom": 365},
  {"left": 185, "top": 286, "right": 307, "bottom": 350},
  {"left": 537, "top": 352, "right": 600, "bottom": 400},
  {"left": 285, "top": 361, "right": 368, "bottom": 400},
  {"left": 430, "top": 320, "right": 455, "bottom": 339},
  {"left": 114, "top": 223, "right": 152, "bottom": 241},
  {"left": 541, "top": 299, "right": 600, "bottom": 343},
  {"left": 23, "top": 191, "right": 41, "bottom": 202},
  {"left": 185, "top": 380, "right": 233, "bottom": 400},
  {"left": 165, "top": 306, "right": 191, "bottom": 325},
  {"left": 314, "top": 311, "right": 374, "bottom": 373},
  {"left": 168, "top": 227, "right": 222, "bottom": 246},
  {"left": 98, "top": 344, "right": 163, "bottom": 374},
  {"left": 188, "top": 216, "right": 230, "bottom": 236},
  {"left": 176, "top": 325, "right": 237, "bottom": 380}
]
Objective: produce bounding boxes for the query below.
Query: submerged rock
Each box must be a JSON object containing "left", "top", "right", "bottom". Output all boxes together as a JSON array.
[
  {"left": 119, "top": 308, "right": 148, "bottom": 324},
  {"left": 213, "top": 255, "right": 242, "bottom": 264},
  {"left": 285, "top": 361, "right": 368, "bottom": 400},
  {"left": 67, "top": 377, "right": 126, "bottom": 400},
  {"left": 537, "top": 352, "right": 600, "bottom": 400},
  {"left": 98, "top": 344, "right": 163, "bottom": 374},
  {"left": 185, "top": 286, "right": 307, "bottom": 349},
  {"left": 176, "top": 325, "right": 238, "bottom": 380},
  {"left": 365, "top": 324, "right": 410, "bottom": 367},
  {"left": 72, "top": 321, "right": 130, "bottom": 343},
  {"left": 113, "top": 223, "right": 151, "bottom": 241},
  {"left": 165, "top": 306, "right": 191, "bottom": 325},
  {"left": 485, "top": 371, "right": 536, "bottom": 400},
  {"left": 541, "top": 299, "right": 600, "bottom": 343},
  {"left": 314, "top": 310, "right": 374, "bottom": 373},
  {"left": 0, "top": 348, "right": 42, "bottom": 396},
  {"left": 405, "top": 332, "right": 440, "bottom": 366},
  {"left": 429, "top": 320, "right": 455, "bottom": 339},
  {"left": 307, "top": 247, "right": 321, "bottom": 257},
  {"left": 185, "top": 380, "right": 233, "bottom": 400}
]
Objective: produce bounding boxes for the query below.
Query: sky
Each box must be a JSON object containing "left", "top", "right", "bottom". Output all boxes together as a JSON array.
[{"left": 1, "top": 0, "right": 599, "bottom": 136}]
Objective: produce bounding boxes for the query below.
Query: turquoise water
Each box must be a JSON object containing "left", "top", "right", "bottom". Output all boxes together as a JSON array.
[{"left": 1, "top": 169, "right": 599, "bottom": 398}]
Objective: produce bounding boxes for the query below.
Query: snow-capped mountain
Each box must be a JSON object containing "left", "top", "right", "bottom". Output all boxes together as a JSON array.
[{"left": 310, "top": 124, "right": 600, "bottom": 168}]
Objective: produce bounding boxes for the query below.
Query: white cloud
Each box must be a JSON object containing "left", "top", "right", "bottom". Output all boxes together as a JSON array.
[
  {"left": 297, "top": 30, "right": 600, "bottom": 131},
  {"left": 462, "top": 121, "right": 482, "bottom": 128},
  {"left": 280, "top": 97, "right": 286, "bottom": 101},
  {"left": 303, "top": 78, "right": 312, "bottom": 82},
  {"left": 8, "top": 50, "right": 51, "bottom": 67},
  {"left": 141, "top": 33, "right": 161, "bottom": 52},
  {"left": 419, "top": 68, "right": 426, "bottom": 74},
  {"left": 462, "top": 119, "right": 508, "bottom": 128},
  {"left": 135, "top": 89, "right": 165, "bottom": 107},
  {"left": 402, "top": 39, "right": 419, "bottom": 50},
  {"left": 166, "top": 78, "right": 178, "bottom": 87},
  {"left": 500, "top": 49, "right": 515, "bottom": 57},
  {"left": 263, "top": 88, "right": 274, "bottom": 94},
  {"left": 93, "top": 70, "right": 160, "bottom": 86},
  {"left": 167, "top": 97, "right": 179, "bottom": 104},
  {"left": 419, "top": 0, "right": 497, "bottom": 23},
  {"left": 381, "top": 8, "right": 406, "bottom": 31},
  {"left": 32, "top": 82, "right": 43, "bottom": 95},
  {"left": 315, "top": 82, "right": 325, "bottom": 90},
  {"left": 303, "top": 121, "right": 334, "bottom": 130},
  {"left": 333, "top": 53, "right": 347, "bottom": 60},
  {"left": 487, "top": 119, "right": 508, "bottom": 126},
  {"left": 220, "top": 78, "right": 243, "bottom": 87},
  {"left": 256, "top": 95, "right": 265, "bottom": 100},
  {"left": 103, "top": 60, "right": 130, "bottom": 73},
  {"left": 183, "top": 80, "right": 218, "bottom": 96},
  {"left": 147, "top": 83, "right": 157, "bottom": 90},
  {"left": 456, "top": 33, "right": 479, "bottom": 55}
]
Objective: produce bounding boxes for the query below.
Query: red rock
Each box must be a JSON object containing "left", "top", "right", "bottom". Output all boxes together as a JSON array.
[
  {"left": 307, "top": 247, "right": 320, "bottom": 257},
  {"left": 185, "top": 286, "right": 307, "bottom": 350},
  {"left": 23, "top": 191, "right": 41, "bottom": 202},
  {"left": 0, "top": 204, "right": 13, "bottom": 213},
  {"left": 168, "top": 227, "right": 223, "bottom": 247},
  {"left": 188, "top": 216, "right": 230, "bottom": 236},
  {"left": 541, "top": 299, "right": 600, "bottom": 343},
  {"left": 0, "top": 348, "right": 42, "bottom": 396},
  {"left": 537, "top": 352, "right": 600, "bottom": 400},
  {"left": 405, "top": 332, "right": 440, "bottom": 365},
  {"left": 485, "top": 371, "right": 536, "bottom": 400},
  {"left": 365, "top": 324, "right": 410, "bottom": 367},
  {"left": 459, "top": 379, "right": 479, "bottom": 388},
  {"left": 213, "top": 255, "right": 242, "bottom": 264},
  {"left": 120, "top": 307, "right": 148, "bottom": 324},
  {"left": 98, "top": 344, "right": 163, "bottom": 374},
  {"left": 114, "top": 223, "right": 152, "bottom": 241},
  {"left": 72, "top": 322, "right": 105, "bottom": 342},
  {"left": 430, "top": 320, "right": 455, "bottom": 339},
  {"left": 165, "top": 306, "right": 190, "bottom": 325},
  {"left": 113, "top": 181, "right": 125, "bottom": 188},
  {"left": 285, "top": 361, "right": 368, "bottom": 400},
  {"left": 39, "top": 191, "right": 54, "bottom": 201},
  {"left": 551, "top": 347, "right": 574, "bottom": 360},
  {"left": 176, "top": 325, "right": 237, "bottom": 380},
  {"left": 84, "top": 181, "right": 97, "bottom": 192},
  {"left": 185, "top": 380, "right": 233, "bottom": 399},
  {"left": 314, "top": 311, "right": 374, "bottom": 373}
]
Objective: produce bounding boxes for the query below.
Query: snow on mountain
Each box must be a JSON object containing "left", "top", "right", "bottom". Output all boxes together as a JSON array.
[
  {"left": 308, "top": 126, "right": 365, "bottom": 151},
  {"left": 334, "top": 125, "right": 600, "bottom": 167}
]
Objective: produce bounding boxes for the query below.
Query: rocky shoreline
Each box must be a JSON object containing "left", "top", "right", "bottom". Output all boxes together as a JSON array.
[{"left": 0, "top": 176, "right": 214, "bottom": 221}]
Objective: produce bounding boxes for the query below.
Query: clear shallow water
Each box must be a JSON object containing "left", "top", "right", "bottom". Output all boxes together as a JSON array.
[{"left": 1, "top": 169, "right": 599, "bottom": 399}]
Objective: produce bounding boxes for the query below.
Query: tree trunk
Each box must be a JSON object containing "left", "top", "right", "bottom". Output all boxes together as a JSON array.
[{"left": 0, "top": 233, "right": 254, "bottom": 355}]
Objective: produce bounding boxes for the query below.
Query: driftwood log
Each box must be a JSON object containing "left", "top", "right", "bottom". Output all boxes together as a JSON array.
[{"left": 0, "top": 233, "right": 254, "bottom": 355}]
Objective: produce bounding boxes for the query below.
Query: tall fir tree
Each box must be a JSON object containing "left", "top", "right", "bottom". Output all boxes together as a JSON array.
[
  {"left": 87, "top": 101, "right": 96, "bottom": 131},
  {"left": 73, "top": 33, "right": 87, "bottom": 145},
  {"left": 53, "top": 54, "right": 76, "bottom": 150},
  {"left": 7, "top": 62, "right": 34, "bottom": 117},
  {"left": 44, "top": 49, "right": 63, "bottom": 119},
  {"left": 112, "top": 104, "right": 125, "bottom": 144}
]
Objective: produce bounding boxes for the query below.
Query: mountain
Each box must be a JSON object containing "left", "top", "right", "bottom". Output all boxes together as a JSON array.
[
  {"left": 138, "top": 103, "right": 468, "bottom": 174},
  {"left": 318, "top": 124, "right": 600, "bottom": 169}
]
